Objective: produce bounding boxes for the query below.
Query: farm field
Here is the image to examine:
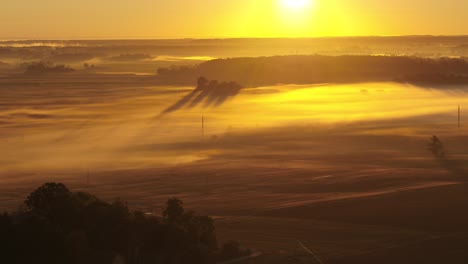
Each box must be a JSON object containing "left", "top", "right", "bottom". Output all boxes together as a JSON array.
[{"left": 1, "top": 75, "right": 468, "bottom": 263}]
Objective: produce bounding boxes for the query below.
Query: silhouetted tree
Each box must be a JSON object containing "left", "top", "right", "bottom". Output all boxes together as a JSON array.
[
  {"left": 0, "top": 183, "right": 249, "bottom": 264},
  {"left": 197, "top": 76, "right": 208, "bottom": 89},
  {"left": 163, "top": 198, "right": 185, "bottom": 225},
  {"left": 25, "top": 182, "right": 76, "bottom": 228},
  {"left": 428, "top": 135, "right": 445, "bottom": 158}
]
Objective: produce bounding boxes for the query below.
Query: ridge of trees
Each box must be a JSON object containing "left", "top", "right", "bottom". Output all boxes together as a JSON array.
[
  {"left": 0, "top": 183, "right": 250, "bottom": 264},
  {"left": 156, "top": 55, "right": 468, "bottom": 87}
]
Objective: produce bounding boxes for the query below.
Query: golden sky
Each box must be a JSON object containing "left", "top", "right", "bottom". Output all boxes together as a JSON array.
[{"left": 1, "top": 0, "right": 467, "bottom": 39}]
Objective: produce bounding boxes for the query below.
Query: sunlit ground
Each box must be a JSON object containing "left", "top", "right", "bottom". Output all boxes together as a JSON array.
[{"left": 1, "top": 82, "right": 467, "bottom": 173}]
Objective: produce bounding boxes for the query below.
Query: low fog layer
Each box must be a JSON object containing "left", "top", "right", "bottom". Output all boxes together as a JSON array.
[{"left": 1, "top": 81, "right": 467, "bottom": 174}]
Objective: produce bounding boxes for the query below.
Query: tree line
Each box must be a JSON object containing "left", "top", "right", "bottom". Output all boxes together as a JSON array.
[
  {"left": 156, "top": 55, "right": 468, "bottom": 87},
  {"left": 0, "top": 183, "right": 250, "bottom": 264}
]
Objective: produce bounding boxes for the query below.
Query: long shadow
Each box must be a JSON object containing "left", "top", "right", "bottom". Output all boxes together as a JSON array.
[
  {"left": 161, "top": 90, "right": 199, "bottom": 114},
  {"left": 437, "top": 158, "right": 467, "bottom": 180},
  {"left": 429, "top": 136, "right": 468, "bottom": 180},
  {"left": 188, "top": 84, "right": 217, "bottom": 108},
  {"left": 160, "top": 78, "right": 243, "bottom": 115}
]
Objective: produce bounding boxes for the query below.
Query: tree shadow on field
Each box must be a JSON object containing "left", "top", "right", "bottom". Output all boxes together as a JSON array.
[
  {"left": 428, "top": 135, "right": 467, "bottom": 180},
  {"left": 161, "top": 77, "right": 243, "bottom": 115}
]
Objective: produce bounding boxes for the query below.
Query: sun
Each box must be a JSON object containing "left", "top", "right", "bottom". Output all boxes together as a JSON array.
[{"left": 281, "top": 0, "right": 313, "bottom": 9}]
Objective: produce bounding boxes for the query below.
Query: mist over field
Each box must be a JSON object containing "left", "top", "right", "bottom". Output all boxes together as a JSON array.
[
  {"left": 4, "top": 0, "right": 468, "bottom": 261},
  {"left": 1, "top": 81, "right": 467, "bottom": 173},
  {"left": 2, "top": 37, "right": 468, "bottom": 264}
]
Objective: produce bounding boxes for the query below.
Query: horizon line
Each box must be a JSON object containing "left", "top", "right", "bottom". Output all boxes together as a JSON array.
[{"left": 2, "top": 34, "right": 468, "bottom": 42}]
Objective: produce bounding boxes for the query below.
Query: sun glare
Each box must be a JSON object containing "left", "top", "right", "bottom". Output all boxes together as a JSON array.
[
  {"left": 274, "top": 0, "right": 317, "bottom": 36},
  {"left": 281, "top": 0, "right": 312, "bottom": 9}
]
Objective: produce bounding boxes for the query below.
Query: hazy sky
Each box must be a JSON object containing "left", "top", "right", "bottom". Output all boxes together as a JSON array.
[{"left": 1, "top": 0, "right": 467, "bottom": 39}]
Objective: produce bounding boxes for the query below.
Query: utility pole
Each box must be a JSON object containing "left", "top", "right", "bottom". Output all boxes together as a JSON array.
[
  {"left": 459, "top": 105, "right": 461, "bottom": 129},
  {"left": 202, "top": 115, "right": 205, "bottom": 141}
]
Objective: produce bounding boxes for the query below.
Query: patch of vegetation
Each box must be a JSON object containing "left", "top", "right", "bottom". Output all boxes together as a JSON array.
[
  {"left": 23, "top": 61, "right": 75, "bottom": 75},
  {"left": 0, "top": 183, "right": 250, "bottom": 264}
]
